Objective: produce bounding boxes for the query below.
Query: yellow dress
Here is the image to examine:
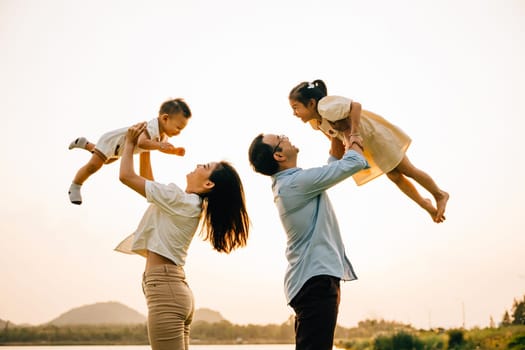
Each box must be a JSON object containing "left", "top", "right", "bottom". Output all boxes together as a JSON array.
[{"left": 312, "top": 95, "right": 411, "bottom": 186}]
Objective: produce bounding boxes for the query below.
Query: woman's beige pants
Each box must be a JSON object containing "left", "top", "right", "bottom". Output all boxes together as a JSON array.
[{"left": 142, "top": 264, "right": 195, "bottom": 350}]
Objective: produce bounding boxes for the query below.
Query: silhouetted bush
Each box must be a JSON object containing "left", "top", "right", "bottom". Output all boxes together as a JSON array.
[
  {"left": 373, "top": 331, "right": 424, "bottom": 350},
  {"left": 447, "top": 329, "right": 464, "bottom": 349},
  {"left": 508, "top": 333, "right": 525, "bottom": 350}
]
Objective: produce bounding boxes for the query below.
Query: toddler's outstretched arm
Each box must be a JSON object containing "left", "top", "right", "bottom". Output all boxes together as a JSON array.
[
  {"left": 136, "top": 132, "right": 185, "bottom": 156},
  {"left": 158, "top": 142, "right": 185, "bottom": 156}
]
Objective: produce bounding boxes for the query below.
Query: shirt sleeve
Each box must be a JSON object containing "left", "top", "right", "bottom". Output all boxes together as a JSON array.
[
  {"left": 145, "top": 180, "right": 202, "bottom": 217},
  {"left": 293, "top": 150, "right": 368, "bottom": 197},
  {"left": 318, "top": 95, "right": 353, "bottom": 122}
]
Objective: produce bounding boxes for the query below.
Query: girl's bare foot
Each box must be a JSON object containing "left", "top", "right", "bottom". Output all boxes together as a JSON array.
[
  {"left": 434, "top": 191, "right": 449, "bottom": 223},
  {"left": 434, "top": 213, "right": 446, "bottom": 223},
  {"left": 421, "top": 198, "right": 440, "bottom": 222}
]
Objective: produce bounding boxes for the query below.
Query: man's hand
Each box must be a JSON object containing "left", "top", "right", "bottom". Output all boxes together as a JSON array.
[
  {"left": 343, "top": 131, "right": 364, "bottom": 155},
  {"left": 348, "top": 134, "right": 363, "bottom": 149},
  {"left": 328, "top": 118, "right": 350, "bottom": 132}
]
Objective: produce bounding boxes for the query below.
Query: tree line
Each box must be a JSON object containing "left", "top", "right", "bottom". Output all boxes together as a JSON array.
[
  {"left": 336, "top": 294, "right": 525, "bottom": 350},
  {"left": 2, "top": 293, "right": 524, "bottom": 348},
  {"left": 501, "top": 294, "right": 525, "bottom": 326},
  {"left": 0, "top": 319, "right": 296, "bottom": 345}
]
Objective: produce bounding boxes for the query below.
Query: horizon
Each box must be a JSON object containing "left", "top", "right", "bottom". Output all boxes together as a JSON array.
[
  {"left": 1, "top": 296, "right": 522, "bottom": 329},
  {"left": 1, "top": 0, "right": 524, "bottom": 331}
]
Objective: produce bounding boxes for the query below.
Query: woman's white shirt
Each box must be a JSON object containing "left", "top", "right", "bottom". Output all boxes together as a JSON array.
[{"left": 115, "top": 180, "right": 202, "bottom": 266}]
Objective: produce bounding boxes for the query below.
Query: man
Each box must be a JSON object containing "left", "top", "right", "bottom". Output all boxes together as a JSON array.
[{"left": 248, "top": 131, "right": 368, "bottom": 350}]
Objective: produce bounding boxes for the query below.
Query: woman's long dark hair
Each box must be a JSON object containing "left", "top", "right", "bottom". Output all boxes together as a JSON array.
[{"left": 200, "top": 161, "right": 250, "bottom": 253}]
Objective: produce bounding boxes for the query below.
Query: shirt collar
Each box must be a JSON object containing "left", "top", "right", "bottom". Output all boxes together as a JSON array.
[{"left": 271, "top": 167, "right": 300, "bottom": 184}]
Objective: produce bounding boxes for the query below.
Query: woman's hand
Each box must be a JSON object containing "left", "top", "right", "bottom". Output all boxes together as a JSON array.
[{"left": 126, "top": 122, "right": 147, "bottom": 145}]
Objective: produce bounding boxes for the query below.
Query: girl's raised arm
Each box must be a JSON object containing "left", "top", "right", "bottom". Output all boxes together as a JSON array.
[{"left": 348, "top": 101, "right": 363, "bottom": 149}]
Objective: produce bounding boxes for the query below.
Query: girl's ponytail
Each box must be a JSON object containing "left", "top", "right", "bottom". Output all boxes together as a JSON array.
[{"left": 289, "top": 79, "right": 328, "bottom": 105}]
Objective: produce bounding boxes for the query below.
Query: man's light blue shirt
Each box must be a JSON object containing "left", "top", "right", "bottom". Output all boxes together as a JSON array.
[{"left": 271, "top": 149, "right": 369, "bottom": 303}]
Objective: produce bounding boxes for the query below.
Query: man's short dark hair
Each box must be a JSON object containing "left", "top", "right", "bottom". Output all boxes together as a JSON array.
[{"left": 248, "top": 134, "right": 280, "bottom": 176}]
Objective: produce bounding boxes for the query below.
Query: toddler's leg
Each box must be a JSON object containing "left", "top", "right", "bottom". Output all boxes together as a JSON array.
[
  {"left": 69, "top": 137, "right": 95, "bottom": 152},
  {"left": 68, "top": 183, "right": 82, "bottom": 205},
  {"left": 68, "top": 153, "right": 105, "bottom": 205},
  {"left": 393, "top": 156, "right": 449, "bottom": 223}
]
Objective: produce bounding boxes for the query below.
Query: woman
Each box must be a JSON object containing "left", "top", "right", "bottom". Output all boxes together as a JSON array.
[{"left": 116, "top": 122, "right": 250, "bottom": 350}]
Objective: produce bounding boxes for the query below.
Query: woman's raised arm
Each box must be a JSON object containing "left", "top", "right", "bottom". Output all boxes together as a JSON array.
[{"left": 119, "top": 122, "right": 148, "bottom": 197}]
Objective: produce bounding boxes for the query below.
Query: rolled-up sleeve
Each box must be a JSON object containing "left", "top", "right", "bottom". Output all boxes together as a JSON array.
[{"left": 293, "top": 150, "right": 369, "bottom": 197}]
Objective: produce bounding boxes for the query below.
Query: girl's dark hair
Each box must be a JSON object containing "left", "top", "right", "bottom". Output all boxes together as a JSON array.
[
  {"left": 288, "top": 79, "right": 328, "bottom": 106},
  {"left": 159, "top": 98, "right": 192, "bottom": 118},
  {"left": 201, "top": 161, "right": 250, "bottom": 253},
  {"left": 248, "top": 134, "right": 279, "bottom": 176}
]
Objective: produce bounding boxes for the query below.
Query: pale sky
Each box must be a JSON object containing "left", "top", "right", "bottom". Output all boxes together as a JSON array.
[{"left": 1, "top": 0, "right": 524, "bottom": 330}]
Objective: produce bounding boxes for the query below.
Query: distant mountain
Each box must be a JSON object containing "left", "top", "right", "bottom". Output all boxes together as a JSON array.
[
  {"left": 45, "top": 301, "right": 226, "bottom": 326},
  {"left": 193, "top": 308, "right": 226, "bottom": 323},
  {"left": 48, "top": 301, "right": 146, "bottom": 326}
]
